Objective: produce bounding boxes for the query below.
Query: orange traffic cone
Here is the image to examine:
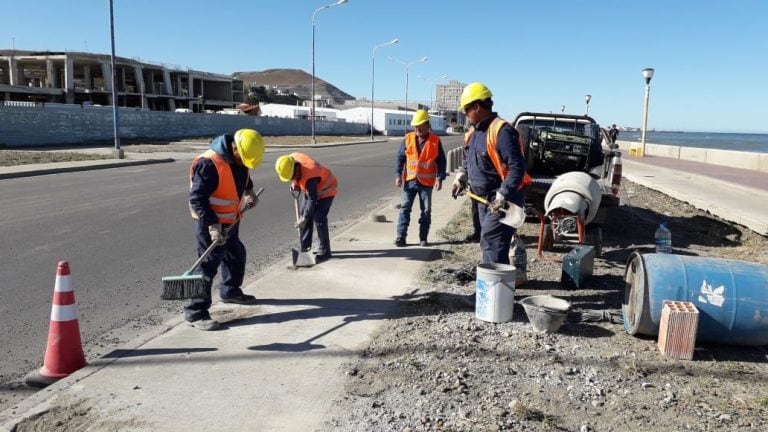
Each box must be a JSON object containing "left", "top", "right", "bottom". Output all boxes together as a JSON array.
[{"left": 24, "top": 261, "right": 86, "bottom": 388}]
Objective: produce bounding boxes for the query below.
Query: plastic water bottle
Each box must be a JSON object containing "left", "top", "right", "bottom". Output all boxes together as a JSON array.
[
  {"left": 509, "top": 234, "right": 528, "bottom": 286},
  {"left": 654, "top": 223, "right": 672, "bottom": 253}
]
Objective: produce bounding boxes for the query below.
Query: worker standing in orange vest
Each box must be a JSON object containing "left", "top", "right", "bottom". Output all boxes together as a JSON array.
[
  {"left": 187, "top": 129, "right": 265, "bottom": 330},
  {"left": 275, "top": 152, "right": 338, "bottom": 262},
  {"left": 394, "top": 109, "right": 447, "bottom": 247},
  {"left": 451, "top": 83, "right": 529, "bottom": 264}
]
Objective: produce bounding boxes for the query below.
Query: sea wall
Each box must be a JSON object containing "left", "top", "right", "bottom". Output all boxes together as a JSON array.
[
  {"left": 615, "top": 140, "right": 768, "bottom": 174},
  {"left": 0, "top": 105, "right": 368, "bottom": 147}
]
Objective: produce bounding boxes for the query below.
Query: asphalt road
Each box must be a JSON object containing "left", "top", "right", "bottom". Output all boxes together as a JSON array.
[{"left": 0, "top": 135, "right": 464, "bottom": 403}]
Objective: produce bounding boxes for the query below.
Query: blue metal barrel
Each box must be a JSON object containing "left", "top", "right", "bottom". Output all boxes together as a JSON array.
[{"left": 623, "top": 252, "right": 768, "bottom": 346}]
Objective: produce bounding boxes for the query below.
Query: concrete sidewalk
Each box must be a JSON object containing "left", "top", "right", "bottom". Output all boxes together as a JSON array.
[
  {"left": 620, "top": 153, "right": 768, "bottom": 236},
  {"left": 0, "top": 182, "right": 465, "bottom": 431}
]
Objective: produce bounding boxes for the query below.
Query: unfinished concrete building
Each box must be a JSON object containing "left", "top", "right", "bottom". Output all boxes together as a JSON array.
[{"left": 0, "top": 50, "right": 244, "bottom": 112}]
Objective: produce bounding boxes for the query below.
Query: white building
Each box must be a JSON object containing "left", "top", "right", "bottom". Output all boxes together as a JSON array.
[
  {"left": 259, "top": 103, "right": 340, "bottom": 121},
  {"left": 337, "top": 107, "right": 446, "bottom": 136}
]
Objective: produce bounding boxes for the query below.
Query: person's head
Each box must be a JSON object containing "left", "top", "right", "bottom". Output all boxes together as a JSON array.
[
  {"left": 232, "top": 129, "right": 265, "bottom": 168},
  {"left": 275, "top": 154, "right": 299, "bottom": 182},
  {"left": 459, "top": 82, "right": 493, "bottom": 125},
  {"left": 612, "top": 124, "right": 616, "bottom": 128},
  {"left": 410, "top": 109, "right": 431, "bottom": 139}
]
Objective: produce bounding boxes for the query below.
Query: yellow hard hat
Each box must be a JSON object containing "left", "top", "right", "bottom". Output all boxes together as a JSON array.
[
  {"left": 275, "top": 154, "right": 296, "bottom": 182},
  {"left": 410, "top": 109, "right": 431, "bottom": 127},
  {"left": 459, "top": 82, "right": 493, "bottom": 111},
  {"left": 234, "top": 129, "right": 265, "bottom": 168}
]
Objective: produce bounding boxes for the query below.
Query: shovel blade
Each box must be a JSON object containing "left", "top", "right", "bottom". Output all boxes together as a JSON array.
[{"left": 292, "top": 248, "right": 316, "bottom": 267}]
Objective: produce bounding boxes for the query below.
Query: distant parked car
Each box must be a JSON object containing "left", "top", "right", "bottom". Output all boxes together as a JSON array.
[{"left": 174, "top": 108, "right": 193, "bottom": 113}]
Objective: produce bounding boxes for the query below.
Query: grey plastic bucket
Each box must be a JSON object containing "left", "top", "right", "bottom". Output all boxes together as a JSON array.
[
  {"left": 475, "top": 263, "right": 516, "bottom": 323},
  {"left": 623, "top": 252, "right": 768, "bottom": 346}
]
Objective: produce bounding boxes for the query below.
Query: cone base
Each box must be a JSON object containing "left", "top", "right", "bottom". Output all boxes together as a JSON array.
[{"left": 23, "top": 369, "right": 62, "bottom": 388}]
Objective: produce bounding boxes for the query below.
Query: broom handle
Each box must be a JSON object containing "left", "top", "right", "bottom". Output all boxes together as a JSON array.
[{"left": 183, "top": 187, "right": 264, "bottom": 275}]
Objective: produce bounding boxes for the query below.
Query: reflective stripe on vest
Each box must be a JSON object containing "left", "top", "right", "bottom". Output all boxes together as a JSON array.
[
  {"left": 404, "top": 132, "right": 439, "bottom": 187},
  {"left": 292, "top": 152, "right": 338, "bottom": 199},
  {"left": 464, "top": 117, "right": 533, "bottom": 190},
  {"left": 189, "top": 150, "right": 245, "bottom": 223}
]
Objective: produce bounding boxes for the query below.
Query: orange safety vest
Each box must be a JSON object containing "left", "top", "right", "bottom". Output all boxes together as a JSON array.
[
  {"left": 291, "top": 152, "right": 338, "bottom": 199},
  {"left": 403, "top": 132, "right": 440, "bottom": 187},
  {"left": 464, "top": 117, "right": 532, "bottom": 190},
  {"left": 189, "top": 150, "right": 248, "bottom": 224}
]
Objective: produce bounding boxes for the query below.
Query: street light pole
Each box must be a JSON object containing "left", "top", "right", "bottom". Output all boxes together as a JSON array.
[
  {"left": 640, "top": 68, "right": 655, "bottom": 157},
  {"left": 390, "top": 56, "right": 428, "bottom": 129},
  {"left": 560, "top": 105, "right": 565, "bottom": 114},
  {"left": 584, "top": 94, "right": 592, "bottom": 116},
  {"left": 108, "top": 0, "right": 123, "bottom": 159},
  {"left": 371, "top": 38, "right": 398, "bottom": 141},
  {"left": 311, "top": 0, "right": 348, "bottom": 145},
  {"left": 418, "top": 74, "right": 448, "bottom": 111}
]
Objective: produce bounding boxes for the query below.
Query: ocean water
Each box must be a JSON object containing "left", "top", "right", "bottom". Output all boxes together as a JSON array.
[{"left": 618, "top": 130, "right": 768, "bottom": 154}]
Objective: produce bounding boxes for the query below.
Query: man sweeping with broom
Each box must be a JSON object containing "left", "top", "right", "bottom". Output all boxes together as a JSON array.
[{"left": 183, "top": 128, "right": 265, "bottom": 331}]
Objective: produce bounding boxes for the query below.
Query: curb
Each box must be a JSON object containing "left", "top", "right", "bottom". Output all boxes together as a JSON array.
[{"left": 0, "top": 158, "right": 175, "bottom": 180}]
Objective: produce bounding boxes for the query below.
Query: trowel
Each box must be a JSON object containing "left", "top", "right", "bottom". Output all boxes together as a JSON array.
[
  {"left": 291, "top": 189, "right": 316, "bottom": 267},
  {"left": 465, "top": 191, "right": 525, "bottom": 228}
]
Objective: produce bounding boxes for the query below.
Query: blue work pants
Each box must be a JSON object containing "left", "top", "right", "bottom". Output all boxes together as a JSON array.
[
  {"left": 396, "top": 180, "right": 433, "bottom": 241},
  {"left": 184, "top": 219, "right": 247, "bottom": 322},
  {"left": 301, "top": 196, "right": 334, "bottom": 256}
]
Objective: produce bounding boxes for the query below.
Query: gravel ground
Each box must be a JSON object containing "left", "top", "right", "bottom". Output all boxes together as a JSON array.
[{"left": 321, "top": 181, "right": 768, "bottom": 432}]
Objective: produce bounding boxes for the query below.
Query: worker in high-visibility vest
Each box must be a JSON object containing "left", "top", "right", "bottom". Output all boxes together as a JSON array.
[
  {"left": 451, "top": 83, "right": 529, "bottom": 264},
  {"left": 394, "top": 109, "right": 447, "bottom": 247},
  {"left": 187, "top": 129, "right": 265, "bottom": 330}
]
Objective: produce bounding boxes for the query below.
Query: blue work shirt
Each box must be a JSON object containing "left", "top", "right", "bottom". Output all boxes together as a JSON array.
[
  {"left": 395, "top": 132, "right": 447, "bottom": 183},
  {"left": 461, "top": 114, "right": 526, "bottom": 204}
]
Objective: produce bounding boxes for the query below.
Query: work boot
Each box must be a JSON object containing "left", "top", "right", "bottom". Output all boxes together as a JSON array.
[
  {"left": 315, "top": 253, "right": 331, "bottom": 263},
  {"left": 221, "top": 293, "right": 257, "bottom": 305},
  {"left": 186, "top": 318, "right": 221, "bottom": 331},
  {"left": 394, "top": 237, "right": 406, "bottom": 247},
  {"left": 464, "top": 232, "right": 480, "bottom": 243},
  {"left": 420, "top": 240, "right": 428, "bottom": 247}
]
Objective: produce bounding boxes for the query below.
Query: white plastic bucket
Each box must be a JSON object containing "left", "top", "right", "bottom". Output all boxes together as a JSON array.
[{"left": 475, "top": 263, "right": 516, "bottom": 323}]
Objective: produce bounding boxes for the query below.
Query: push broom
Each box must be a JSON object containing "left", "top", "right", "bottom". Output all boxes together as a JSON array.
[{"left": 161, "top": 188, "right": 263, "bottom": 300}]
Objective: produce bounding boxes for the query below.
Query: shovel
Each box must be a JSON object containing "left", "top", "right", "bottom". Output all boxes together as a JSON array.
[
  {"left": 465, "top": 191, "right": 526, "bottom": 228},
  {"left": 291, "top": 188, "right": 316, "bottom": 267}
]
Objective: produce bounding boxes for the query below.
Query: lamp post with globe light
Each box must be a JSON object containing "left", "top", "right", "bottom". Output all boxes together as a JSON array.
[
  {"left": 311, "top": 0, "right": 348, "bottom": 144},
  {"left": 560, "top": 105, "right": 565, "bottom": 114},
  {"left": 640, "top": 68, "right": 655, "bottom": 157},
  {"left": 370, "top": 38, "right": 398, "bottom": 141},
  {"left": 584, "top": 94, "right": 592, "bottom": 116}
]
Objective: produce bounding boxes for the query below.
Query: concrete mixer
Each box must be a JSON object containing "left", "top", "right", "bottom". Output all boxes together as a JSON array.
[{"left": 512, "top": 112, "right": 623, "bottom": 256}]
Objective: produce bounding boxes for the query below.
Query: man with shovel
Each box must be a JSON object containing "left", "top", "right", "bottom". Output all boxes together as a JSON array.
[
  {"left": 186, "top": 128, "right": 265, "bottom": 331},
  {"left": 394, "top": 109, "right": 447, "bottom": 247},
  {"left": 275, "top": 152, "right": 338, "bottom": 263},
  {"left": 451, "top": 82, "right": 530, "bottom": 264}
]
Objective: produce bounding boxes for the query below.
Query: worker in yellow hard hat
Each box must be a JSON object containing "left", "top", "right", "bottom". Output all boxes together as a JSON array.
[
  {"left": 393, "top": 109, "right": 447, "bottom": 247},
  {"left": 452, "top": 82, "right": 531, "bottom": 265},
  {"left": 275, "top": 152, "right": 338, "bottom": 262},
  {"left": 185, "top": 128, "right": 265, "bottom": 330}
]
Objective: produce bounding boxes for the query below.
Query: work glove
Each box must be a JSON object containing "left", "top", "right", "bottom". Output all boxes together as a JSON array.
[
  {"left": 242, "top": 189, "right": 259, "bottom": 211},
  {"left": 450, "top": 172, "right": 468, "bottom": 199},
  {"left": 208, "top": 223, "right": 226, "bottom": 245},
  {"left": 295, "top": 217, "right": 309, "bottom": 230},
  {"left": 489, "top": 191, "right": 507, "bottom": 216}
]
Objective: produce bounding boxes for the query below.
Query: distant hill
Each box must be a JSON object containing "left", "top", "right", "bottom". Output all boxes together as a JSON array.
[{"left": 233, "top": 69, "right": 355, "bottom": 106}]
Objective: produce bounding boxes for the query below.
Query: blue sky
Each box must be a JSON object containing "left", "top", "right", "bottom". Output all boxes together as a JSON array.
[{"left": 4, "top": 0, "right": 767, "bottom": 132}]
